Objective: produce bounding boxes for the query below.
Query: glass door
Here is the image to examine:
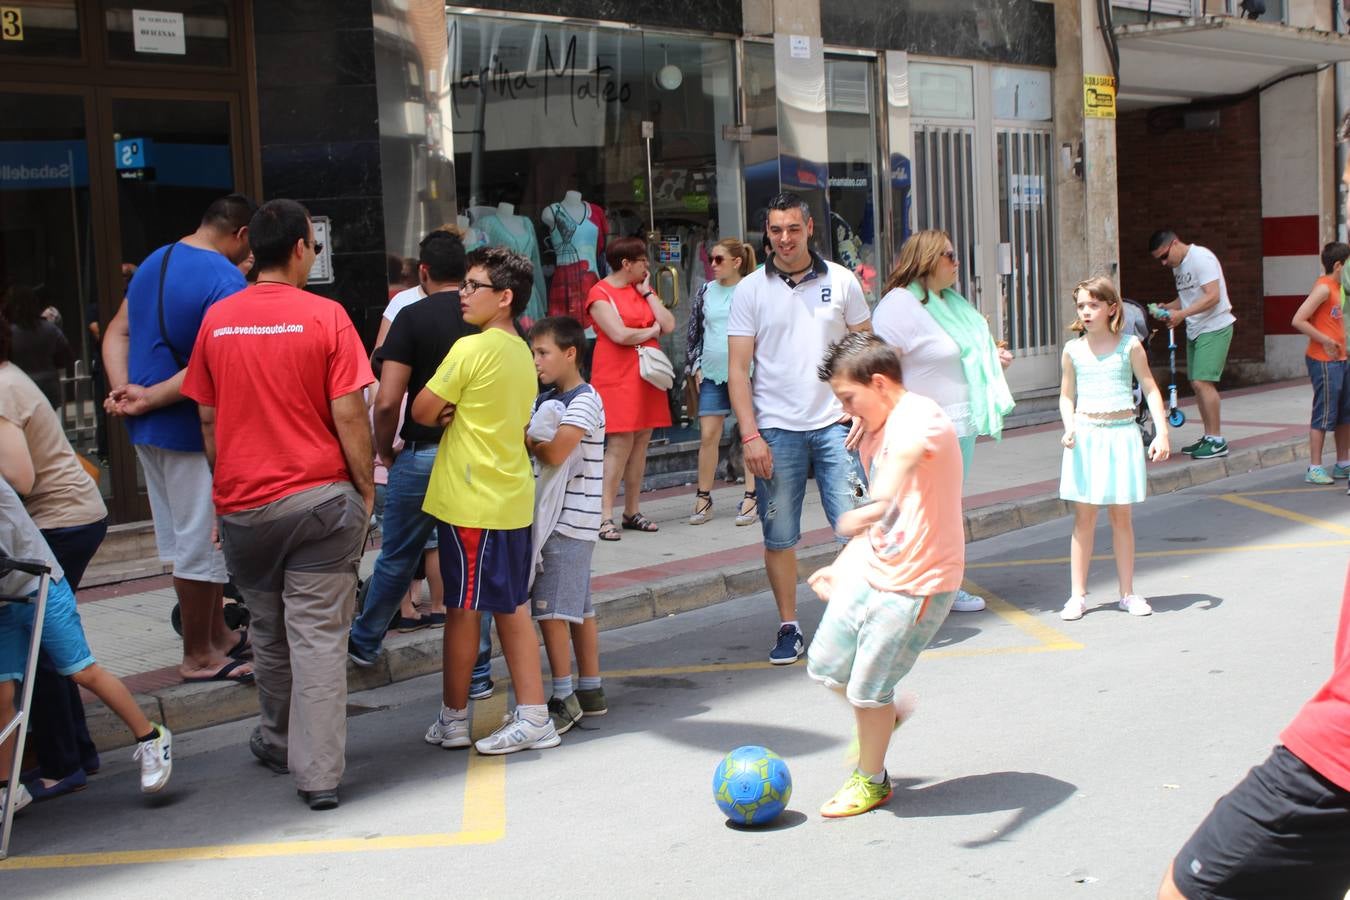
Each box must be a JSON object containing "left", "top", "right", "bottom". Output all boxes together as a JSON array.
[
  {"left": 0, "top": 87, "right": 103, "bottom": 488},
  {"left": 97, "top": 90, "right": 243, "bottom": 518}
]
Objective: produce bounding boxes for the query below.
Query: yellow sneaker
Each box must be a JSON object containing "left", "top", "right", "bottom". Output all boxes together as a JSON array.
[{"left": 820, "top": 771, "right": 892, "bottom": 818}]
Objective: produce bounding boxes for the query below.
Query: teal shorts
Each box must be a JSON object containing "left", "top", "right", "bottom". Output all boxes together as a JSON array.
[
  {"left": 1186, "top": 324, "right": 1233, "bottom": 383},
  {"left": 806, "top": 570, "right": 955, "bottom": 707}
]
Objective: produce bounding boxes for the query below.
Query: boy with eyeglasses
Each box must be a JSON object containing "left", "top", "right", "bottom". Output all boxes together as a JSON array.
[{"left": 411, "top": 247, "right": 559, "bottom": 755}]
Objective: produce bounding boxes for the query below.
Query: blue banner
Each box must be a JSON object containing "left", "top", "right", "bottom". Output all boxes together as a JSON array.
[{"left": 0, "top": 141, "right": 90, "bottom": 190}]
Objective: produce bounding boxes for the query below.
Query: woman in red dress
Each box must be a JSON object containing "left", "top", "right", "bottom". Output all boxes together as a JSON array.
[{"left": 586, "top": 236, "right": 676, "bottom": 540}]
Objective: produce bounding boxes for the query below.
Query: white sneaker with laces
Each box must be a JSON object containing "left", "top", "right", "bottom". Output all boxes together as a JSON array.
[
  {"left": 1060, "top": 595, "right": 1088, "bottom": 621},
  {"left": 1, "top": 781, "right": 33, "bottom": 813},
  {"left": 133, "top": 723, "right": 173, "bottom": 793},
  {"left": 951, "top": 589, "right": 986, "bottom": 612},
  {"left": 474, "top": 709, "right": 561, "bottom": 755},
  {"left": 1119, "top": 594, "right": 1153, "bottom": 616},
  {"left": 425, "top": 713, "right": 471, "bottom": 749}
]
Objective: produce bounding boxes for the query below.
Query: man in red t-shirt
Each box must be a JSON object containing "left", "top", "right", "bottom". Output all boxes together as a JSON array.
[
  {"left": 1159, "top": 563, "right": 1350, "bottom": 898},
  {"left": 181, "top": 199, "right": 374, "bottom": 812}
]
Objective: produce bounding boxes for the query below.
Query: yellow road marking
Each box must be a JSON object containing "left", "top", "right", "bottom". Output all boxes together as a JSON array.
[
  {"left": 966, "top": 539, "right": 1350, "bottom": 570},
  {"left": 1215, "top": 492, "right": 1350, "bottom": 538},
  {"left": 964, "top": 578, "right": 1084, "bottom": 652},
  {"left": 0, "top": 693, "right": 508, "bottom": 871},
  {"left": 1226, "top": 487, "right": 1333, "bottom": 497}
]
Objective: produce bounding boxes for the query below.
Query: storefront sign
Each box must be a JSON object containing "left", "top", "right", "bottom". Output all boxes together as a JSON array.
[
  {"left": 132, "top": 9, "right": 186, "bottom": 56},
  {"left": 789, "top": 35, "right": 811, "bottom": 59},
  {"left": 308, "top": 216, "right": 334, "bottom": 285},
  {"left": 450, "top": 23, "right": 632, "bottom": 130},
  {"left": 0, "top": 141, "right": 89, "bottom": 190},
  {"left": 1, "top": 7, "right": 24, "bottom": 41},
  {"left": 115, "top": 138, "right": 151, "bottom": 170},
  {"left": 1083, "top": 75, "right": 1116, "bottom": 119},
  {"left": 657, "top": 234, "right": 682, "bottom": 264}
]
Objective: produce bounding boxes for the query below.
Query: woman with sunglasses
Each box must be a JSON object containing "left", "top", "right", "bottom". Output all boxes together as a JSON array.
[
  {"left": 684, "top": 238, "right": 759, "bottom": 526},
  {"left": 873, "top": 229, "right": 1014, "bottom": 613}
]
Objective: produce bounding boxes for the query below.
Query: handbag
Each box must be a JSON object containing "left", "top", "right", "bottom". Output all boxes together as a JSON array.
[
  {"left": 636, "top": 344, "right": 675, "bottom": 391},
  {"left": 682, "top": 372, "right": 701, "bottom": 422},
  {"left": 602, "top": 287, "right": 675, "bottom": 390}
]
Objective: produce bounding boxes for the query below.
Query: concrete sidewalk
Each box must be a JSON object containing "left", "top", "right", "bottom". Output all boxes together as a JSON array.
[{"left": 70, "top": 379, "right": 1321, "bottom": 749}]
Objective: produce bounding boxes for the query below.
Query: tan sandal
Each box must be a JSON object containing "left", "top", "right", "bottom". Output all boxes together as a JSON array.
[{"left": 735, "top": 491, "right": 758, "bottom": 526}]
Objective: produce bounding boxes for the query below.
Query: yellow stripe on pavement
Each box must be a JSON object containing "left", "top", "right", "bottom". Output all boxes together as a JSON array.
[
  {"left": 964, "top": 578, "right": 1084, "bottom": 652},
  {"left": 0, "top": 693, "right": 508, "bottom": 871},
  {"left": 966, "top": 539, "right": 1350, "bottom": 570},
  {"left": 1215, "top": 492, "right": 1350, "bottom": 537}
]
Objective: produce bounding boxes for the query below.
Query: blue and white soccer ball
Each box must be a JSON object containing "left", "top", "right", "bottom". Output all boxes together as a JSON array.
[{"left": 712, "top": 745, "right": 792, "bottom": 825}]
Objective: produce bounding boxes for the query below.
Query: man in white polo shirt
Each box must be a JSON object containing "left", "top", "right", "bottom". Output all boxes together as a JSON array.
[{"left": 728, "top": 192, "right": 871, "bottom": 664}]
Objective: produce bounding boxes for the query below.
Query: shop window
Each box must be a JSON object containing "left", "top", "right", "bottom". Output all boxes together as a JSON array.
[
  {"left": 910, "top": 62, "right": 974, "bottom": 120},
  {"left": 992, "top": 67, "right": 1052, "bottom": 122},
  {"left": 103, "top": 1, "right": 231, "bottom": 68},
  {"left": 824, "top": 55, "right": 882, "bottom": 300},
  {"left": 446, "top": 13, "right": 740, "bottom": 370},
  {"left": 0, "top": 0, "right": 81, "bottom": 59}
]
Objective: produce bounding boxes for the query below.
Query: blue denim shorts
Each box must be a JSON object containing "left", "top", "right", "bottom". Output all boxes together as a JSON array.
[
  {"left": 698, "top": 378, "right": 732, "bottom": 416},
  {"left": 1307, "top": 357, "right": 1350, "bottom": 431},
  {"left": 755, "top": 422, "right": 865, "bottom": 550},
  {"left": 0, "top": 577, "right": 95, "bottom": 682}
]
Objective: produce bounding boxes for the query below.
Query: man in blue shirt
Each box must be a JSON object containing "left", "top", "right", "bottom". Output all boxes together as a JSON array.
[{"left": 102, "top": 193, "right": 257, "bottom": 683}]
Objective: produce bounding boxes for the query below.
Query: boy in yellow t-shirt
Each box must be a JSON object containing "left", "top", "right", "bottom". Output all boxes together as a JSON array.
[{"left": 411, "top": 247, "right": 556, "bottom": 755}]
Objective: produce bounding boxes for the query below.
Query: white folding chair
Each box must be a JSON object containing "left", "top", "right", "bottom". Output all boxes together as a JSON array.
[{"left": 0, "top": 556, "right": 51, "bottom": 861}]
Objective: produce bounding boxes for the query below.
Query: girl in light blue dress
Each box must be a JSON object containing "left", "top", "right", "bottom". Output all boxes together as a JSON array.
[{"left": 1058, "top": 276, "right": 1171, "bottom": 621}]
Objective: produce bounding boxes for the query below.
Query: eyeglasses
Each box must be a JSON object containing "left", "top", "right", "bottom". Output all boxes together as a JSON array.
[
  {"left": 940, "top": 249, "right": 958, "bottom": 263},
  {"left": 709, "top": 255, "right": 728, "bottom": 264},
  {"left": 1152, "top": 240, "right": 1174, "bottom": 262},
  {"left": 461, "top": 278, "right": 500, "bottom": 295}
]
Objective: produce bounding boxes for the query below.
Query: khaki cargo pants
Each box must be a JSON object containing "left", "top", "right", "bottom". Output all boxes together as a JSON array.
[{"left": 220, "top": 482, "right": 367, "bottom": 792}]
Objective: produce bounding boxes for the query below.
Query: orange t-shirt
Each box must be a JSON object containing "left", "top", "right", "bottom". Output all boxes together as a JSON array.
[
  {"left": 856, "top": 392, "right": 965, "bottom": 597},
  {"left": 1305, "top": 274, "right": 1346, "bottom": 362}
]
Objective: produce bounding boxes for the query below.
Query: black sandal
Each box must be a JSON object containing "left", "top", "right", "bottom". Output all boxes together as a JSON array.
[
  {"left": 689, "top": 490, "right": 713, "bottom": 525},
  {"left": 599, "top": 518, "right": 622, "bottom": 541},
  {"left": 621, "top": 512, "right": 660, "bottom": 532}
]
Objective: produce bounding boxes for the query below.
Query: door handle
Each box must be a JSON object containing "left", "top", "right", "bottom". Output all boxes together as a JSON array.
[{"left": 657, "top": 265, "right": 681, "bottom": 309}]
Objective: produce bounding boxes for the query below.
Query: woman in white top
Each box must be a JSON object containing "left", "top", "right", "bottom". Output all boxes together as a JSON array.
[
  {"left": 684, "top": 237, "right": 758, "bottom": 526},
  {"left": 872, "top": 229, "right": 1015, "bottom": 612}
]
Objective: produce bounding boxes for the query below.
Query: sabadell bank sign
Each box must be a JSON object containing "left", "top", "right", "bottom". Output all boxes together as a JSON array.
[{"left": 0, "top": 141, "right": 90, "bottom": 191}]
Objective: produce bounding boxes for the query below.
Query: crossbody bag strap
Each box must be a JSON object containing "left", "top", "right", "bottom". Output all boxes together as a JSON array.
[{"left": 156, "top": 243, "right": 188, "bottom": 369}]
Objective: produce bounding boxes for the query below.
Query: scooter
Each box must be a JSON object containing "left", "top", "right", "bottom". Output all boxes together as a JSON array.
[{"left": 1147, "top": 303, "right": 1186, "bottom": 428}]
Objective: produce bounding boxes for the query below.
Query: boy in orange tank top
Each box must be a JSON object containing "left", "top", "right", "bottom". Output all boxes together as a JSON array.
[{"left": 1291, "top": 242, "right": 1350, "bottom": 484}]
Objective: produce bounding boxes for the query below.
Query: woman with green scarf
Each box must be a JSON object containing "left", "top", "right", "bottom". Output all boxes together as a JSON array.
[{"left": 872, "top": 229, "right": 1015, "bottom": 612}]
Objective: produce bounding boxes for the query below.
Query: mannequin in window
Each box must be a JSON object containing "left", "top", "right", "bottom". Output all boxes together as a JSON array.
[
  {"left": 479, "top": 202, "right": 546, "bottom": 322},
  {"left": 543, "top": 190, "right": 608, "bottom": 323},
  {"left": 457, "top": 213, "right": 488, "bottom": 252}
]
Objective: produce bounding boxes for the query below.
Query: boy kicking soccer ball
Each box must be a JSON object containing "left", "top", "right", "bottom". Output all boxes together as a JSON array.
[{"left": 806, "top": 333, "right": 965, "bottom": 817}]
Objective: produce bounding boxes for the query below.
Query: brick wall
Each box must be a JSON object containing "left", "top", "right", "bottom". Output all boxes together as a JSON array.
[{"left": 1116, "top": 95, "right": 1264, "bottom": 366}]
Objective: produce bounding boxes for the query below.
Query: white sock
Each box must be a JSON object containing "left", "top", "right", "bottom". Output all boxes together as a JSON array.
[
  {"left": 517, "top": 703, "right": 549, "bottom": 727},
  {"left": 578, "top": 675, "right": 602, "bottom": 691},
  {"left": 781, "top": 620, "right": 800, "bottom": 632},
  {"left": 439, "top": 705, "right": 467, "bottom": 724},
  {"left": 1338, "top": 460, "right": 1349, "bottom": 468},
  {"left": 857, "top": 768, "right": 887, "bottom": 785}
]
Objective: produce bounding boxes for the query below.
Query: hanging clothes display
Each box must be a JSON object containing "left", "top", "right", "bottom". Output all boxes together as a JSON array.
[
  {"left": 480, "top": 214, "right": 547, "bottom": 321},
  {"left": 546, "top": 200, "right": 608, "bottom": 323}
]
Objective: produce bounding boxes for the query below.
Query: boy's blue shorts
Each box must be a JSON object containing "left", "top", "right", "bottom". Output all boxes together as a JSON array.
[
  {"left": 1307, "top": 357, "right": 1350, "bottom": 431},
  {"left": 0, "top": 577, "right": 96, "bottom": 683}
]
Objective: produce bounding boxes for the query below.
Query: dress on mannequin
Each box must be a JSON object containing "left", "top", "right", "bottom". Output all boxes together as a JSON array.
[
  {"left": 480, "top": 204, "right": 547, "bottom": 321},
  {"left": 544, "top": 193, "right": 608, "bottom": 323},
  {"left": 456, "top": 214, "right": 488, "bottom": 252}
]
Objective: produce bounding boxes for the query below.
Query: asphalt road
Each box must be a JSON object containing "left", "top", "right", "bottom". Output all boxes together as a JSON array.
[{"left": 3, "top": 463, "right": 1348, "bottom": 899}]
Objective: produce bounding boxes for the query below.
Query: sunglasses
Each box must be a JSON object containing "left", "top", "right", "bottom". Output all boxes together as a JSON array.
[
  {"left": 940, "top": 249, "right": 958, "bottom": 263},
  {"left": 1153, "top": 240, "right": 1174, "bottom": 262},
  {"left": 710, "top": 254, "right": 730, "bottom": 264},
  {"left": 310, "top": 241, "right": 324, "bottom": 255}
]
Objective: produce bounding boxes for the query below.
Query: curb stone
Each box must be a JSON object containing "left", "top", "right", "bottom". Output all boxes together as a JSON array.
[{"left": 83, "top": 436, "right": 1309, "bottom": 750}]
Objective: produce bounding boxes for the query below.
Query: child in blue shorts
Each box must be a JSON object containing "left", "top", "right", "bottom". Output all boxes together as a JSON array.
[
  {"left": 0, "top": 478, "right": 173, "bottom": 812},
  {"left": 526, "top": 317, "right": 608, "bottom": 734},
  {"left": 805, "top": 333, "right": 966, "bottom": 818}
]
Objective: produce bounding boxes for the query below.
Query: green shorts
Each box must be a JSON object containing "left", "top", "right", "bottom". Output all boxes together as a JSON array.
[{"left": 1186, "top": 324, "right": 1233, "bottom": 383}]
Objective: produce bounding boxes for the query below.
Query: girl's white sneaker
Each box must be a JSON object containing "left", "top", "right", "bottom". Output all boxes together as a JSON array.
[
  {"left": 1060, "top": 595, "right": 1088, "bottom": 621},
  {"left": 1118, "top": 594, "right": 1153, "bottom": 616}
]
